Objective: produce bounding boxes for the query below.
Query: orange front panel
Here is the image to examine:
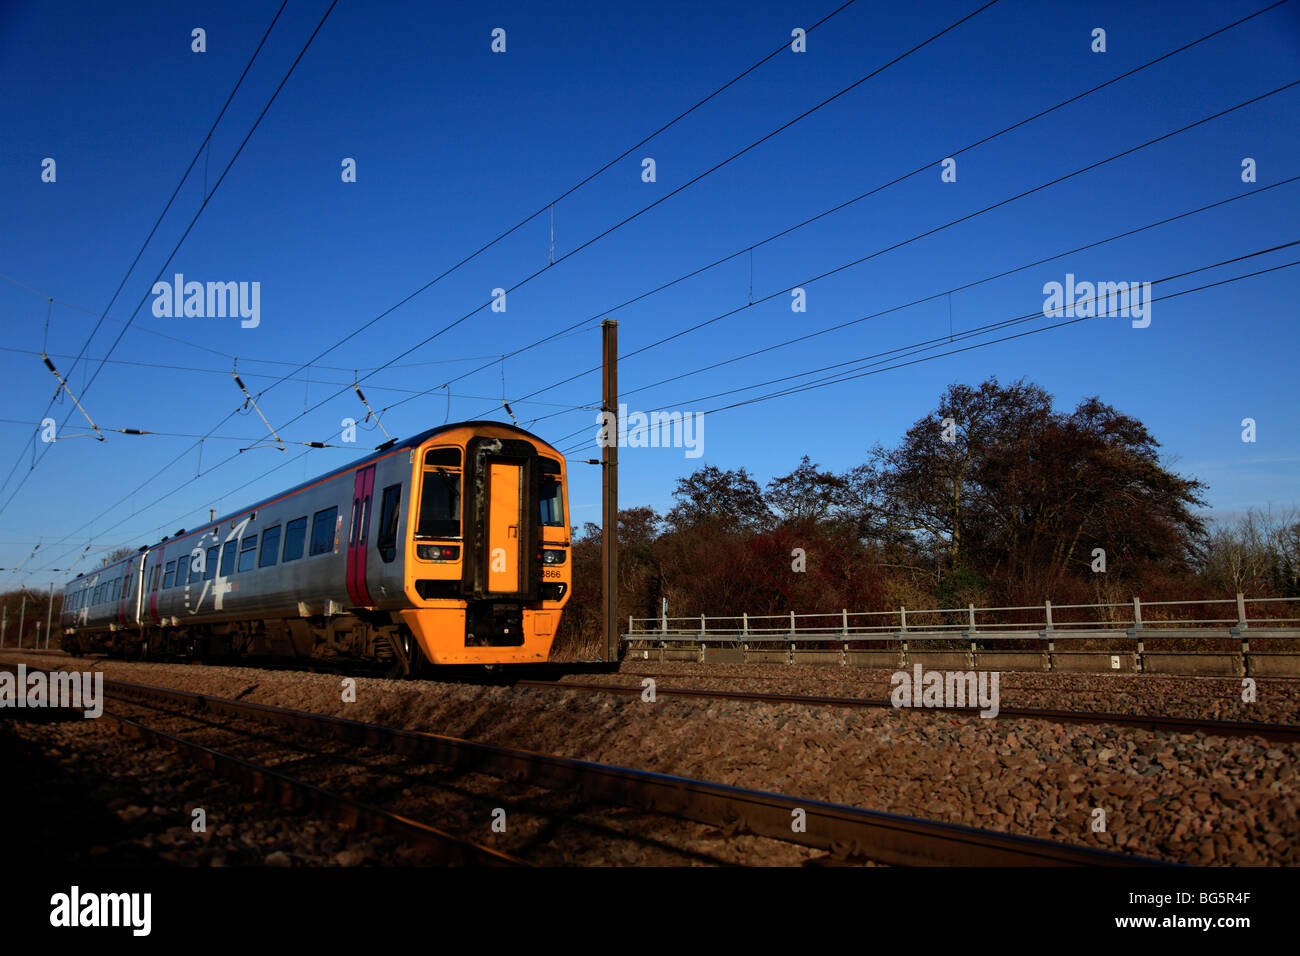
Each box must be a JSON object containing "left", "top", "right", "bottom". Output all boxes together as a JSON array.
[{"left": 487, "top": 462, "right": 521, "bottom": 593}]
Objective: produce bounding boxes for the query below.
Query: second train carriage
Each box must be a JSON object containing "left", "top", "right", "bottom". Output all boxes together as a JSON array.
[{"left": 60, "top": 422, "right": 571, "bottom": 670}]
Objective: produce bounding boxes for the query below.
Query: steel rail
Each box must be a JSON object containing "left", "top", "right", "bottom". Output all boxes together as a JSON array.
[
  {"left": 92, "top": 676, "right": 1161, "bottom": 866},
  {"left": 517, "top": 679, "right": 1300, "bottom": 743},
  {"left": 100, "top": 703, "right": 525, "bottom": 866}
]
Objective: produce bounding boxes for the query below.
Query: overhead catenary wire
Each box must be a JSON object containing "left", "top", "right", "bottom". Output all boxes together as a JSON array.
[
  {"left": 453, "top": 0, "right": 1295, "bottom": 418},
  {"left": 0, "top": 0, "right": 341, "bottom": 522},
  {"left": 534, "top": 173, "right": 1300, "bottom": 444},
  {"left": 476, "top": 78, "right": 1300, "bottom": 426},
  {"left": 553, "top": 242, "right": 1300, "bottom": 454},
  {"left": 0, "top": 272, "right": 521, "bottom": 372},
  {"left": 18, "top": 239, "right": 1296, "bottom": 579},
  {"left": 3, "top": 0, "right": 884, "bottom": 573},
  {"left": 234, "top": 0, "right": 1004, "bottom": 458},
  {"left": 196, "top": 0, "right": 874, "bottom": 450},
  {"left": 7, "top": 5, "right": 1289, "bottom": 574},
  {"left": 0, "top": 0, "right": 294, "bottom": 502}
]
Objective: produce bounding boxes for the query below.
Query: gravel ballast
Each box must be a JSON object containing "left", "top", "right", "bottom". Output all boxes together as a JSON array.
[{"left": 4, "top": 650, "right": 1296, "bottom": 865}]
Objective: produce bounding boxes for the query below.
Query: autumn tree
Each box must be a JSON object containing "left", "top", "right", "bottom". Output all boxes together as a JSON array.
[
  {"left": 665, "top": 465, "right": 771, "bottom": 532},
  {"left": 857, "top": 378, "right": 1053, "bottom": 575},
  {"left": 765, "top": 456, "right": 849, "bottom": 525}
]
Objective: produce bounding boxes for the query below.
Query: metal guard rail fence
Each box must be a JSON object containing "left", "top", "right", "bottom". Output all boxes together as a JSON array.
[{"left": 623, "top": 595, "right": 1300, "bottom": 643}]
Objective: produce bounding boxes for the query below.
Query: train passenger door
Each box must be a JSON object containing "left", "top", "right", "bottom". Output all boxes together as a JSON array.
[
  {"left": 346, "top": 465, "right": 376, "bottom": 606},
  {"left": 463, "top": 437, "right": 538, "bottom": 601},
  {"left": 487, "top": 462, "right": 522, "bottom": 593}
]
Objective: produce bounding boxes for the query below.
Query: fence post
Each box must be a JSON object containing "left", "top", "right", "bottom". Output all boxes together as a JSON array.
[
  {"left": 1132, "top": 596, "right": 1144, "bottom": 673},
  {"left": 742, "top": 612, "right": 748, "bottom": 637},
  {"left": 968, "top": 604, "right": 977, "bottom": 631},
  {"left": 1044, "top": 600, "right": 1053, "bottom": 631},
  {"left": 1236, "top": 592, "right": 1248, "bottom": 630},
  {"left": 900, "top": 606, "right": 907, "bottom": 631},
  {"left": 699, "top": 614, "right": 706, "bottom": 637},
  {"left": 790, "top": 611, "right": 796, "bottom": 636},
  {"left": 841, "top": 609, "right": 848, "bottom": 638}
]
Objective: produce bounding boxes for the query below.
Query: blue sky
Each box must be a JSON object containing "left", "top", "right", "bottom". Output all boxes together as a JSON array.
[{"left": 1, "top": 0, "right": 1298, "bottom": 587}]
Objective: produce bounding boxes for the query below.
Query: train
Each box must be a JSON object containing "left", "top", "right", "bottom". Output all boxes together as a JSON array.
[{"left": 58, "top": 421, "right": 572, "bottom": 673}]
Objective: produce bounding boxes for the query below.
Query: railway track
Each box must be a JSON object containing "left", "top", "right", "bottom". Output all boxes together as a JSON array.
[
  {"left": 102, "top": 700, "right": 522, "bottom": 866},
  {"left": 514, "top": 676, "right": 1300, "bottom": 742},
  {"left": 96, "top": 694, "right": 763, "bottom": 866},
  {"left": 2, "top": 662, "right": 1162, "bottom": 866}
]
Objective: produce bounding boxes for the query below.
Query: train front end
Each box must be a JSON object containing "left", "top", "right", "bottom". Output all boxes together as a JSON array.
[{"left": 400, "top": 423, "right": 571, "bottom": 664}]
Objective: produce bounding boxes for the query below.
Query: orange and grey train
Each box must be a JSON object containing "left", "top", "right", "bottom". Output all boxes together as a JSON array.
[{"left": 59, "top": 422, "right": 571, "bottom": 672}]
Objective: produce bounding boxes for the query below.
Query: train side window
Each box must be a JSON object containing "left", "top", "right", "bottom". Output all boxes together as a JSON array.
[
  {"left": 163, "top": 561, "right": 175, "bottom": 588},
  {"left": 238, "top": 533, "right": 258, "bottom": 572},
  {"left": 283, "top": 516, "right": 307, "bottom": 562},
  {"left": 310, "top": 507, "right": 338, "bottom": 556},
  {"left": 376, "top": 484, "right": 401, "bottom": 563},
  {"left": 259, "top": 525, "right": 281, "bottom": 567},
  {"left": 219, "top": 541, "right": 237, "bottom": 575},
  {"left": 204, "top": 546, "right": 218, "bottom": 581}
]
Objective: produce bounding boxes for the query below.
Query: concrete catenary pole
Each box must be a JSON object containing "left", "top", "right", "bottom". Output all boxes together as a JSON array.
[
  {"left": 45, "top": 582, "right": 54, "bottom": 649},
  {"left": 18, "top": 593, "right": 27, "bottom": 649}
]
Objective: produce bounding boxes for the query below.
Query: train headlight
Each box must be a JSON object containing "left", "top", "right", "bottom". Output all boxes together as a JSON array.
[
  {"left": 417, "top": 544, "right": 460, "bottom": 561},
  {"left": 538, "top": 549, "right": 567, "bottom": 565}
]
